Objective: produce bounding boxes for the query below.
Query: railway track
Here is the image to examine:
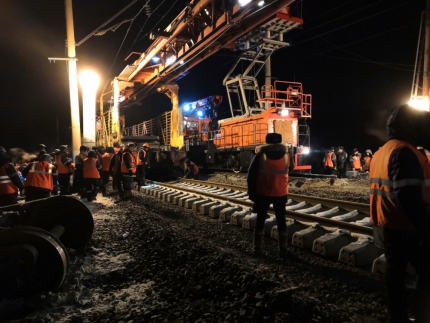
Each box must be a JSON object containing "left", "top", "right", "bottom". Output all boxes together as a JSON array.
[
  {"left": 211, "top": 171, "right": 338, "bottom": 182},
  {"left": 142, "top": 179, "right": 387, "bottom": 274}
]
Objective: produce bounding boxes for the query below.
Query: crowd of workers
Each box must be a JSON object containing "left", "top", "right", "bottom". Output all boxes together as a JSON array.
[
  {"left": 322, "top": 146, "right": 374, "bottom": 176},
  {"left": 0, "top": 142, "right": 151, "bottom": 207}
]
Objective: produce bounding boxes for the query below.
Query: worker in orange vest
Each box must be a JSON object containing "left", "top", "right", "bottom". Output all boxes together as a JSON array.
[
  {"left": 22, "top": 154, "right": 58, "bottom": 201},
  {"left": 0, "top": 148, "right": 24, "bottom": 206},
  {"left": 247, "top": 133, "right": 294, "bottom": 258},
  {"left": 323, "top": 147, "right": 336, "bottom": 175},
  {"left": 101, "top": 147, "right": 115, "bottom": 196},
  {"left": 113, "top": 141, "right": 121, "bottom": 154},
  {"left": 184, "top": 158, "right": 199, "bottom": 179},
  {"left": 136, "top": 143, "right": 150, "bottom": 190},
  {"left": 121, "top": 143, "right": 136, "bottom": 200},
  {"left": 83, "top": 150, "right": 102, "bottom": 202},
  {"left": 363, "top": 149, "right": 373, "bottom": 172},
  {"left": 55, "top": 145, "right": 73, "bottom": 195},
  {"left": 72, "top": 145, "right": 89, "bottom": 195},
  {"left": 110, "top": 143, "right": 125, "bottom": 196},
  {"left": 369, "top": 105, "right": 430, "bottom": 322},
  {"left": 350, "top": 148, "right": 362, "bottom": 171}
]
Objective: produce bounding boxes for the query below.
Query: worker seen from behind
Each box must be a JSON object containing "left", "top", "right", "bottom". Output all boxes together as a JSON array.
[
  {"left": 101, "top": 147, "right": 114, "bottom": 197},
  {"left": 0, "top": 148, "right": 24, "bottom": 206},
  {"left": 121, "top": 143, "right": 136, "bottom": 200},
  {"left": 350, "top": 148, "right": 362, "bottom": 171},
  {"left": 73, "top": 145, "right": 89, "bottom": 195},
  {"left": 110, "top": 143, "right": 125, "bottom": 196},
  {"left": 369, "top": 104, "right": 430, "bottom": 322},
  {"left": 184, "top": 158, "right": 199, "bottom": 179},
  {"left": 336, "top": 146, "right": 348, "bottom": 178},
  {"left": 323, "top": 146, "right": 336, "bottom": 175},
  {"left": 247, "top": 133, "right": 294, "bottom": 258},
  {"left": 56, "top": 145, "right": 73, "bottom": 195},
  {"left": 83, "top": 150, "right": 102, "bottom": 202},
  {"left": 136, "top": 143, "right": 150, "bottom": 190},
  {"left": 363, "top": 149, "right": 373, "bottom": 172},
  {"left": 22, "top": 154, "right": 58, "bottom": 201}
]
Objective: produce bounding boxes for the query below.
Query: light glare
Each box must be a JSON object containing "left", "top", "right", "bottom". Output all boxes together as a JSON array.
[
  {"left": 280, "top": 109, "right": 289, "bottom": 116},
  {"left": 238, "top": 0, "right": 252, "bottom": 6},
  {"left": 302, "top": 147, "right": 310, "bottom": 154},
  {"left": 166, "top": 56, "right": 176, "bottom": 65},
  {"left": 258, "top": 1, "right": 264, "bottom": 6},
  {"left": 408, "top": 97, "right": 429, "bottom": 111}
]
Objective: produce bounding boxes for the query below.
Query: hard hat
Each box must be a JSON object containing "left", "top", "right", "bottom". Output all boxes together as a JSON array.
[
  {"left": 42, "top": 154, "right": 52, "bottom": 163},
  {"left": 79, "top": 145, "right": 89, "bottom": 152},
  {"left": 60, "top": 145, "right": 68, "bottom": 150},
  {"left": 88, "top": 151, "right": 97, "bottom": 158},
  {"left": 106, "top": 147, "right": 115, "bottom": 154},
  {"left": 128, "top": 143, "right": 135, "bottom": 148},
  {"left": 143, "top": 143, "right": 150, "bottom": 148},
  {"left": 39, "top": 144, "right": 46, "bottom": 149}
]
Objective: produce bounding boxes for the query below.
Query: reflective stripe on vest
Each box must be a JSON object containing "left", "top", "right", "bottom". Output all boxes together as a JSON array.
[
  {"left": 121, "top": 152, "right": 136, "bottom": 174},
  {"left": 0, "top": 164, "right": 18, "bottom": 195},
  {"left": 25, "top": 161, "right": 54, "bottom": 190},
  {"left": 256, "top": 153, "right": 289, "bottom": 197},
  {"left": 83, "top": 158, "right": 100, "bottom": 179},
  {"left": 369, "top": 139, "right": 430, "bottom": 230},
  {"left": 324, "top": 152, "right": 333, "bottom": 167},
  {"left": 101, "top": 153, "right": 113, "bottom": 171}
]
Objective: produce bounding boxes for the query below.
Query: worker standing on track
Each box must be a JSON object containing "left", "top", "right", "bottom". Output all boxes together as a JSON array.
[
  {"left": 73, "top": 145, "right": 89, "bottom": 195},
  {"left": 247, "top": 133, "right": 294, "bottom": 258},
  {"left": 363, "top": 149, "right": 373, "bottom": 172},
  {"left": 336, "top": 146, "right": 348, "bottom": 178},
  {"left": 56, "top": 145, "right": 73, "bottom": 195},
  {"left": 110, "top": 143, "right": 125, "bottom": 196},
  {"left": 101, "top": 147, "right": 114, "bottom": 197},
  {"left": 22, "top": 154, "right": 57, "bottom": 202},
  {"left": 121, "top": 143, "right": 136, "bottom": 200},
  {"left": 0, "top": 148, "right": 24, "bottom": 206},
  {"left": 323, "top": 146, "right": 336, "bottom": 175},
  {"left": 184, "top": 158, "right": 199, "bottom": 179},
  {"left": 350, "top": 148, "right": 362, "bottom": 171},
  {"left": 369, "top": 104, "right": 430, "bottom": 323},
  {"left": 136, "top": 143, "right": 150, "bottom": 190},
  {"left": 83, "top": 150, "right": 102, "bottom": 202}
]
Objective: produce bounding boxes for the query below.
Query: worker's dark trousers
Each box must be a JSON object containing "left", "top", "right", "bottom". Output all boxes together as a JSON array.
[
  {"left": 337, "top": 164, "right": 346, "bottom": 178},
  {"left": 72, "top": 168, "right": 83, "bottom": 193},
  {"left": 136, "top": 165, "right": 146, "bottom": 186},
  {"left": 121, "top": 174, "right": 135, "bottom": 190},
  {"left": 114, "top": 172, "right": 124, "bottom": 195},
  {"left": 0, "top": 193, "right": 18, "bottom": 207},
  {"left": 101, "top": 171, "right": 110, "bottom": 196},
  {"left": 253, "top": 195, "right": 288, "bottom": 233},
  {"left": 324, "top": 166, "right": 334, "bottom": 175},
  {"left": 84, "top": 178, "right": 99, "bottom": 201},
  {"left": 25, "top": 187, "right": 50, "bottom": 202},
  {"left": 58, "top": 173, "right": 71, "bottom": 195},
  {"left": 378, "top": 229, "right": 430, "bottom": 323}
]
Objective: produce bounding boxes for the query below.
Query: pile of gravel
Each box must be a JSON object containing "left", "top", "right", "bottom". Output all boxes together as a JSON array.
[{"left": 1, "top": 191, "right": 386, "bottom": 322}]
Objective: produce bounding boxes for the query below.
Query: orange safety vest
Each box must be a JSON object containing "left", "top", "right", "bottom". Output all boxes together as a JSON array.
[
  {"left": 83, "top": 158, "right": 100, "bottom": 179},
  {"left": 324, "top": 152, "right": 334, "bottom": 167},
  {"left": 25, "top": 161, "right": 54, "bottom": 190},
  {"left": 256, "top": 153, "right": 289, "bottom": 197},
  {"left": 363, "top": 156, "right": 372, "bottom": 171},
  {"left": 136, "top": 150, "right": 145, "bottom": 166},
  {"left": 185, "top": 161, "right": 199, "bottom": 175},
  {"left": 101, "top": 153, "right": 113, "bottom": 171},
  {"left": 0, "top": 164, "right": 18, "bottom": 195},
  {"left": 57, "top": 154, "right": 72, "bottom": 174},
  {"left": 121, "top": 152, "right": 136, "bottom": 174},
  {"left": 369, "top": 139, "right": 430, "bottom": 231},
  {"left": 352, "top": 155, "right": 361, "bottom": 170}
]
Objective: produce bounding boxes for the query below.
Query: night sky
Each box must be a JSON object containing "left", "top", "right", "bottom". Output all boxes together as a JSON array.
[{"left": 0, "top": 0, "right": 424, "bottom": 155}]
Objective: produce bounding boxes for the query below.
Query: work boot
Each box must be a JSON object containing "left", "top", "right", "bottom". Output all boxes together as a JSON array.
[
  {"left": 278, "top": 231, "right": 289, "bottom": 258},
  {"left": 101, "top": 186, "right": 107, "bottom": 197},
  {"left": 252, "top": 230, "right": 264, "bottom": 255},
  {"left": 92, "top": 187, "right": 99, "bottom": 201}
]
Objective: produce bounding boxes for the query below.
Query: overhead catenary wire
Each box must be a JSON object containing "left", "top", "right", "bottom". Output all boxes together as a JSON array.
[{"left": 76, "top": 0, "right": 141, "bottom": 47}]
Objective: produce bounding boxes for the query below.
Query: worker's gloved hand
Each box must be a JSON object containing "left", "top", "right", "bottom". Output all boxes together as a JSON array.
[{"left": 334, "top": 167, "right": 337, "bottom": 171}]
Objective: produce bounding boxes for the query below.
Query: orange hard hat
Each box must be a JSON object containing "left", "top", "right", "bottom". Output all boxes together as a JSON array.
[{"left": 143, "top": 143, "right": 150, "bottom": 148}]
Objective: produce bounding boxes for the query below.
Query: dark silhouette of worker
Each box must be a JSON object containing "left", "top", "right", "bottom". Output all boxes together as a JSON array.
[
  {"left": 183, "top": 158, "right": 199, "bottom": 179},
  {"left": 336, "top": 146, "right": 348, "bottom": 178},
  {"left": 370, "top": 104, "right": 430, "bottom": 322}
]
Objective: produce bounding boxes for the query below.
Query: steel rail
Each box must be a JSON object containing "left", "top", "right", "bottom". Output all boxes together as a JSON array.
[
  {"left": 148, "top": 180, "right": 372, "bottom": 236},
  {"left": 179, "top": 178, "right": 370, "bottom": 215}
]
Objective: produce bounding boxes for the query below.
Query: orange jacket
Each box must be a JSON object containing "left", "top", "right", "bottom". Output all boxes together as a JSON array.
[
  {"left": 324, "top": 152, "right": 334, "bottom": 167},
  {"left": 185, "top": 161, "right": 199, "bottom": 175},
  {"left": 352, "top": 155, "right": 362, "bottom": 170},
  {"left": 136, "top": 149, "right": 146, "bottom": 166},
  {"left": 121, "top": 152, "right": 136, "bottom": 174},
  {"left": 0, "top": 164, "right": 18, "bottom": 195},
  {"left": 369, "top": 139, "right": 430, "bottom": 230},
  {"left": 101, "top": 153, "right": 113, "bottom": 171},
  {"left": 363, "top": 156, "right": 372, "bottom": 171},
  {"left": 256, "top": 153, "right": 289, "bottom": 197},
  {"left": 25, "top": 161, "right": 54, "bottom": 190},
  {"left": 83, "top": 158, "right": 100, "bottom": 179},
  {"left": 57, "top": 154, "right": 72, "bottom": 174}
]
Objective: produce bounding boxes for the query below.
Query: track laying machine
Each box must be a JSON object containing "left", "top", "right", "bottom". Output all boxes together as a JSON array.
[{"left": 98, "top": 0, "right": 312, "bottom": 173}]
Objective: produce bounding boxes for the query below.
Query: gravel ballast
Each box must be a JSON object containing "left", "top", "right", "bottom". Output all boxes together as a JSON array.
[{"left": 1, "top": 185, "right": 387, "bottom": 322}]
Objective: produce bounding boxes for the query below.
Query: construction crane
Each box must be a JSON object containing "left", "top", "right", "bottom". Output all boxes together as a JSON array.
[{"left": 97, "top": 0, "right": 300, "bottom": 147}]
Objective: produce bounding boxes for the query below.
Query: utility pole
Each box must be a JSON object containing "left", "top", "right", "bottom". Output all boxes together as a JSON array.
[{"left": 65, "top": 0, "right": 81, "bottom": 159}]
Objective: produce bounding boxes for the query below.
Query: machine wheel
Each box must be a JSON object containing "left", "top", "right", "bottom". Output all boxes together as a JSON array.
[{"left": 231, "top": 158, "right": 242, "bottom": 173}]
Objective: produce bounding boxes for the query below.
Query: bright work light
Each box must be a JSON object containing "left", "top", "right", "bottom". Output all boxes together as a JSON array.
[
  {"left": 197, "top": 110, "right": 204, "bottom": 117},
  {"left": 238, "top": 0, "right": 252, "bottom": 6}
]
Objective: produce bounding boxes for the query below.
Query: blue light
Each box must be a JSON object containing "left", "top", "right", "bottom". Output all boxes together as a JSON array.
[
  {"left": 152, "top": 56, "right": 160, "bottom": 63},
  {"left": 183, "top": 104, "right": 191, "bottom": 112},
  {"left": 197, "top": 110, "right": 204, "bottom": 117}
]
